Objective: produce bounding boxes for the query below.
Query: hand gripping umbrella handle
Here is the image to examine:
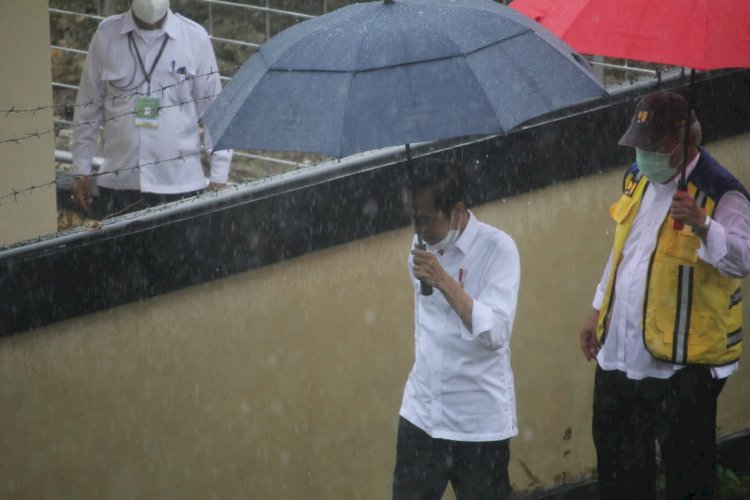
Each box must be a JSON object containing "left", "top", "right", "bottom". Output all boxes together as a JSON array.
[
  {"left": 415, "top": 242, "right": 434, "bottom": 296},
  {"left": 673, "top": 183, "right": 687, "bottom": 230},
  {"left": 673, "top": 111, "right": 692, "bottom": 231},
  {"left": 406, "top": 144, "right": 433, "bottom": 296}
]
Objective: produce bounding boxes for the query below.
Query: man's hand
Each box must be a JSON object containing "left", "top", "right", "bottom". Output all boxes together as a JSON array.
[
  {"left": 412, "top": 247, "right": 474, "bottom": 331},
  {"left": 206, "top": 182, "right": 226, "bottom": 192},
  {"left": 72, "top": 175, "right": 95, "bottom": 212},
  {"left": 579, "top": 308, "right": 601, "bottom": 362},
  {"left": 671, "top": 190, "right": 706, "bottom": 227},
  {"left": 411, "top": 247, "right": 449, "bottom": 289}
]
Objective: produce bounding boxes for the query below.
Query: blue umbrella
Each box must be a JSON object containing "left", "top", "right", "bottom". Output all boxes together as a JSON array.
[
  {"left": 203, "top": 0, "right": 607, "bottom": 159},
  {"left": 204, "top": 0, "right": 607, "bottom": 295}
]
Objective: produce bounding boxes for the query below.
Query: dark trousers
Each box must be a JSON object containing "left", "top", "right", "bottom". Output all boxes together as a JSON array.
[
  {"left": 392, "top": 417, "right": 511, "bottom": 500},
  {"left": 94, "top": 187, "right": 203, "bottom": 219},
  {"left": 593, "top": 365, "right": 725, "bottom": 500}
]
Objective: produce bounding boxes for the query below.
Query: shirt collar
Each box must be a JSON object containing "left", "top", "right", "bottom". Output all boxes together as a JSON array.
[
  {"left": 454, "top": 210, "right": 479, "bottom": 255},
  {"left": 122, "top": 9, "right": 179, "bottom": 39}
]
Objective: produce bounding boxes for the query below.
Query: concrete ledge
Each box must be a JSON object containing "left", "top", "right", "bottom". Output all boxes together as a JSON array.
[{"left": 2, "top": 69, "right": 749, "bottom": 336}]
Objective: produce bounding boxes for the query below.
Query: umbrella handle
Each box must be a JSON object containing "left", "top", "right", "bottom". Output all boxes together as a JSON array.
[
  {"left": 406, "top": 144, "right": 433, "bottom": 296},
  {"left": 673, "top": 184, "right": 687, "bottom": 230},
  {"left": 673, "top": 109, "right": 692, "bottom": 231},
  {"left": 415, "top": 242, "right": 434, "bottom": 296}
]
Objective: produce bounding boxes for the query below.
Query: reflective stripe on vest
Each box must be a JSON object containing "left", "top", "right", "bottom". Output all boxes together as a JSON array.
[{"left": 673, "top": 264, "right": 693, "bottom": 364}]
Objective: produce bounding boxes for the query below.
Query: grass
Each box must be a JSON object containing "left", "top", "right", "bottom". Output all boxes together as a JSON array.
[{"left": 654, "top": 465, "right": 750, "bottom": 499}]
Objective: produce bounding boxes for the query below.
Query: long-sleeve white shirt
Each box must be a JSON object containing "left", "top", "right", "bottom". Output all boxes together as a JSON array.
[
  {"left": 71, "top": 10, "right": 232, "bottom": 194},
  {"left": 400, "top": 212, "right": 521, "bottom": 442},
  {"left": 593, "top": 152, "right": 750, "bottom": 380}
]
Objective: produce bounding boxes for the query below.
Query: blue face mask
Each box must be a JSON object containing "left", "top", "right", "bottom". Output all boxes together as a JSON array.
[{"left": 636, "top": 145, "right": 679, "bottom": 184}]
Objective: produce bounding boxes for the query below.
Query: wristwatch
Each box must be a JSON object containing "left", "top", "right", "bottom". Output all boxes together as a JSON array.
[{"left": 692, "top": 215, "right": 711, "bottom": 234}]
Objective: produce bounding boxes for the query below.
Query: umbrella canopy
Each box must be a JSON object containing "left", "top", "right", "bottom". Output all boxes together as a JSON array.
[
  {"left": 510, "top": 0, "right": 750, "bottom": 71},
  {"left": 204, "top": 0, "right": 607, "bottom": 158}
]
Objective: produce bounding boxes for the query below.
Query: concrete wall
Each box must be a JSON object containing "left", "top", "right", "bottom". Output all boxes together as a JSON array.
[
  {"left": 1, "top": 133, "right": 748, "bottom": 498},
  {"left": 0, "top": 1, "right": 57, "bottom": 245}
]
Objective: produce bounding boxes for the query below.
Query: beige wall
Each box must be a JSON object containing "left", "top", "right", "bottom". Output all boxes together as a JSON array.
[
  {"left": 0, "top": 1, "right": 57, "bottom": 245},
  {"left": 1, "top": 134, "right": 749, "bottom": 498}
]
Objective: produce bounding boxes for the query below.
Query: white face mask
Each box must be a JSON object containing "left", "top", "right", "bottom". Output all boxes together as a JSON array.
[
  {"left": 426, "top": 209, "right": 460, "bottom": 252},
  {"left": 132, "top": 0, "right": 170, "bottom": 25}
]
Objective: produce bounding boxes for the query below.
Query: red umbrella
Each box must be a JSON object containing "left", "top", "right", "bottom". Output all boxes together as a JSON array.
[{"left": 510, "top": 0, "right": 750, "bottom": 70}]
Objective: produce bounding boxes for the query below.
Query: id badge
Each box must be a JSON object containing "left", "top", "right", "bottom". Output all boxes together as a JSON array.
[{"left": 135, "top": 96, "right": 160, "bottom": 128}]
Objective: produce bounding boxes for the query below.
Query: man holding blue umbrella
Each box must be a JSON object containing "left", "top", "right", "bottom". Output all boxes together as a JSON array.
[
  {"left": 394, "top": 157, "right": 520, "bottom": 500},
  {"left": 200, "top": 3, "right": 606, "bottom": 495}
]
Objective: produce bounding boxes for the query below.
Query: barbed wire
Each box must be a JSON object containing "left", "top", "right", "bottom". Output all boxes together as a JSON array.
[
  {"left": 0, "top": 66, "right": 321, "bottom": 209},
  {"left": 0, "top": 63, "right": 242, "bottom": 119},
  {"left": 0, "top": 87, "right": 317, "bottom": 207},
  {"left": 0, "top": 128, "right": 56, "bottom": 146},
  {"left": 1, "top": 86, "right": 221, "bottom": 147},
  {"left": 0, "top": 147, "right": 204, "bottom": 205}
]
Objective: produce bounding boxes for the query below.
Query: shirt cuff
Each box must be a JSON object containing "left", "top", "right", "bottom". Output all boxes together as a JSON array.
[
  {"left": 592, "top": 290, "right": 604, "bottom": 311},
  {"left": 208, "top": 149, "right": 233, "bottom": 183},
  {"left": 698, "top": 216, "right": 728, "bottom": 264},
  {"left": 73, "top": 160, "right": 94, "bottom": 176},
  {"left": 462, "top": 300, "right": 494, "bottom": 340}
]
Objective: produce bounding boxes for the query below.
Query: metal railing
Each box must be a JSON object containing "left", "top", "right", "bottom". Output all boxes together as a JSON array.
[{"left": 206, "top": 0, "right": 318, "bottom": 43}]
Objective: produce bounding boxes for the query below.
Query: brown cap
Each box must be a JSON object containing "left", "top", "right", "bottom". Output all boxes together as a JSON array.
[{"left": 618, "top": 92, "right": 689, "bottom": 149}]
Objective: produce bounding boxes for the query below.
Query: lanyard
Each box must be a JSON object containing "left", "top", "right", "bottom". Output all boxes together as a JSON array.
[{"left": 129, "top": 31, "right": 169, "bottom": 95}]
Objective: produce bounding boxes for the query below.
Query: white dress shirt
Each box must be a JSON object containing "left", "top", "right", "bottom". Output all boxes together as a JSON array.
[
  {"left": 593, "top": 152, "right": 750, "bottom": 380},
  {"left": 71, "top": 10, "right": 232, "bottom": 194},
  {"left": 399, "top": 212, "right": 521, "bottom": 442}
]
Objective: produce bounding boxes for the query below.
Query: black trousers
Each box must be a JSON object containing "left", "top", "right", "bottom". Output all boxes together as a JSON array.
[
  {"left": 93, "top": 187, "right": 203, "bottom": 219},
  {"left": 593, "top": 365, "right": 725, "bottom": 500},
  {"left": 392, "top": 417, "right": 511, "bottom": 500}
]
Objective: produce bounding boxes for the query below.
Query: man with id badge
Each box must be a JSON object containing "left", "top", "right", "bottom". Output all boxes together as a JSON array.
[{"left": 71, "top": 0, "right": 232, "bottom": 218}]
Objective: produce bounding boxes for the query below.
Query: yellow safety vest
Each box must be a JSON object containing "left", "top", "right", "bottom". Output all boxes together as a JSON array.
[{"left": 597, "top": 169, "right": 743, "bottom": 366}]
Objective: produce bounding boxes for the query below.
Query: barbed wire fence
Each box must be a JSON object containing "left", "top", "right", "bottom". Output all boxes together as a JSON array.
[
  {"left": 0, "top": 0, "right": 339, "bottom": 229},
  {"left": 0, "top": 78, "right": 319, "bottom": 209}
]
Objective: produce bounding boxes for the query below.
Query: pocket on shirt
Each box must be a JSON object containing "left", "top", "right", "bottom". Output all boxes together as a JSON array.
[
  {"left": 102, "top": 66, "right": 138, "bottom": 99},
  {"left": 162, "top": 67, "right": 195, "bottom": 106}
]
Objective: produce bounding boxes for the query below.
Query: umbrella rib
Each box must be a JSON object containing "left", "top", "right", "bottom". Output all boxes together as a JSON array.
[
  {"left": 269, "top": 30, "right": 535, "bottom": 76},
  {"left": 335, "top": 4, "right": 388, "bottom": 157}
]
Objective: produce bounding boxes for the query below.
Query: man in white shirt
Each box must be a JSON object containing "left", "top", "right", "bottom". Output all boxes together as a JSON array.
[
  {"left": 392, "top": 157, "right": 520, "bottom": 500},
  {"left": 71, "top": 0, "right": 232, "bottom": 218},
  {"left": 579, "top": 92, "right": 750, "bottom": 499}
]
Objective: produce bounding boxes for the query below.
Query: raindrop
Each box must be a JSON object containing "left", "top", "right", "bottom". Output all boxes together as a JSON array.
[
  {"left": 363, "top": 308, "right": 377, "bottom": 325},
  {"left": 240, "top": 401, "right": 251, "bottom": 414},
  {"left": 270, "top": 400, "right": 284, "bottom": 415},
  {"left": 267, "top": 353, "right": 278, "bottom": 368}
]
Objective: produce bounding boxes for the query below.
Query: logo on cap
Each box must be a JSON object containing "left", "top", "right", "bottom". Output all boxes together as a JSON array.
[{"left": 636, "top": 110, "right": 649, "bottom": 124}]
